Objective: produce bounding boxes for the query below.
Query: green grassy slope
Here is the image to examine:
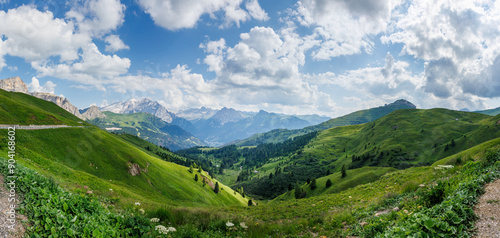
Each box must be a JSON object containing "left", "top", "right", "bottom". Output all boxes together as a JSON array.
[
  {"left": 236, "top": 99, "right": 416, "bottom": 146},
  {"left": 4, "top": 127, "right": 246, "bottom": 208},
  {"left": 0, "top": 91, "right": 246, "bottom": 208},
  {"left": 274, "top": 166, "right": 397, "bottom": 201},
  {"left": 302, "top": 108, "right": 500, "bottom": 170},
  {"left": 89, "top": 111, "right": 204, "bottom": 151},
  {"left": 0, "top": 89, "right": 85, "bottom": 126}
]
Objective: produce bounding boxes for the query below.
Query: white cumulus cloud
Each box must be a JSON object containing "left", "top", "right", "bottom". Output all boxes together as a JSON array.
[
  {"left": 137, "top": 0, "right": 268, "bottom": 30},
  {"left": 28, "top": 77, "right": 57, "bottom": 94}
]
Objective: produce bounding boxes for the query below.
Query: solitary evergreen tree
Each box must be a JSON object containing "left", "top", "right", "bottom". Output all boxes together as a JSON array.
[
  {"left": 194, "top": 174, "right": 198, "bottom": 181},
  {"left": 451, "top": 139, "right": 456, "bottom": 147},
  {"left": 269, "top": 173, "right": 273, "bottom": 179},
  {"left": 248, "top": 199, "right": 253, "bottom": 206},
  {"left": 310, "top": 178, "right": 317, "bottom": 190},
  {"left": 288, "top": 183, "right": 293, "bottom": 191},
  {"left": 341, "top": 164, "right": 347, "bottom": 178},
  {"left": 214, "top": 182, "right": 219, "bottom": 194},
  {"left": 294, "top": 183, "right": 301, "bottom": 199},
  {"left": 307, "top": 178, "right": 311, "bottom": 184},
  {"left": 326, "top": 179, "right": 332, "bottom": 188},
  {"left": 188, "top": 165, "right": 194, "bottom": 173}
]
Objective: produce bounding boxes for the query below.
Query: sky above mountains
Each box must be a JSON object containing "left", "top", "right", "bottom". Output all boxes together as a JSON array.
[{"left": 0, "top": 0, "right": 500, "bottom": 117}]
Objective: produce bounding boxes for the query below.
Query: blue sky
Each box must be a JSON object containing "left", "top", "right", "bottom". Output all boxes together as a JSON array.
[{"left": 1, "top": 0, "right": 500, "bottom": 117}]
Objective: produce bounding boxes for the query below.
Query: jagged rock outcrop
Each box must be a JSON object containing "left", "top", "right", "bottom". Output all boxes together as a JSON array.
[
  {"left": 80, "top": 105, "right": 107, "bottom": 120},
  {"left": 30, "top": 92, "right": 85, "bottom": 120},
  {"left": 0, "top": 77, "right": 29, "bottom": 93},
  {"left": 128, "top": 162, "right": 141, "bottom": 176}
]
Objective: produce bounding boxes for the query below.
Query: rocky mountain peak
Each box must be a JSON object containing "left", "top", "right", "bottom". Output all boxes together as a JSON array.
[
  {"left": 387, "top": 99, "right": 416, "bottom": 109},
  {"left": 30, "top": 92, "right": 85, "bottom": 120},
  {"left": 80, "top": 105, "right": 107, "bottom": 120},
  {"left": 0, "top": 76, "right": 28, "bottom": 93}
]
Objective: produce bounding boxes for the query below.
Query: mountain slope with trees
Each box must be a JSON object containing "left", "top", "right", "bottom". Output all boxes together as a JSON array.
[
  {"left": 88, "top": 111, "right": 204, "bottom": 151},
  {"left": 235, "top": 99, "right": 417, "bottom": 146}
]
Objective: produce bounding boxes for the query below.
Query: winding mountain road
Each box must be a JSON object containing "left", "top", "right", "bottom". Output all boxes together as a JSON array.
[{"left": 0, "top": 125, "right": 86, "bottom": 130}]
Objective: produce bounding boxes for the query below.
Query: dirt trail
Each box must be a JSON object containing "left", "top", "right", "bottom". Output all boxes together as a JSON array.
[
  {"left": 474, "top": 179, "right": 500, "bottom": 238},
  {"left": 0, "top": 174, "right": 27, "bottom": 237}
]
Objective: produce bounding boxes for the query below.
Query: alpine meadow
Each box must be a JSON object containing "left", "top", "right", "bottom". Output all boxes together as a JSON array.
[{"left": 2, "top": 0, "right": 500, "bottom": 237}]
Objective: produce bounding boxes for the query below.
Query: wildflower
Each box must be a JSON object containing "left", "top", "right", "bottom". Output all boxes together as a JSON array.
[
  {"left": 135, "top": 202, "right": 141, "bottom": 206},
  {"left": 240, "top": 222, "right": 248, "bottom": 229},
  {"left": 155, "top": 225, "right": 168, "bottom": 235},
  {"left": 109, "top": 189, "right": 113, "bottom": 191},
  {"left": 226, "top": 221, "right": 234, "bottom": 227},
  {"left": 167, "top": 227, "right": 176, "bottom": 232},
  {"left": 150, "top": 218, "right": 160, "bottom": 223},
  {"left": 139, "top": 208, "right": 145, "bottom": 214}
]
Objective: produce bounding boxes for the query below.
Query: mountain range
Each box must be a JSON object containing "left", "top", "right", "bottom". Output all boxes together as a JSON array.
[{"left": 100, "top": 98, "right": 330, "bottom": 146}]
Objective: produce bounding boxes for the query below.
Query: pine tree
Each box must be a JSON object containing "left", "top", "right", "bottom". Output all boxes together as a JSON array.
[
  {"left": 214, "top": 182, "right": 219, "bottom": 194},
  {"left": 288, "top": 183, "right": 293, "bottom": 191},
  {"left": 326, "top": 179, "right": 332, "bottom": 188},
  {"left": 248, "top": 199, "right": 253, "bottom": 206},
  {"left": 194, "top": 174, "right": 198, "bottom": 181},
  {"left": 341, "top": 164, "right": 347, "bottom": 178},
  {"left": 188, "top": 165, "right": 194, "bottom": 173},
  {"left": 294, "top": 183, "right": 301, "bottom": 199},
  {"left": 310, "top": 178, "right": 317, "bottom": 190},
  {"left": 307, "top": 178, "right": 310, "bottom": 184},
  {"left": 451, "top": 139, "right": 456, "bottom": 147}
]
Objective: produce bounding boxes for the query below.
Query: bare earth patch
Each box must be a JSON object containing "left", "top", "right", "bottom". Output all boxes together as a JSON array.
[
  {"left": 0, "top": 174, "right": 27, "bottom": 237},
  {"left": 474, "top": 178, "right": 500, "bottom": 238}
]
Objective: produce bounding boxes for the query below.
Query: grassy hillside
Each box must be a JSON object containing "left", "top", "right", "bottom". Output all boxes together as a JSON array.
[
  {"left": 89, "top": 111, "right": 204, "bottom": 151},
  {"left": 0, "top": 91, "right": 246, "bottom": 208},
  {"left": 232, "top": 108, "right": 500, "bottom": 199},
  {"left": 0, "top": 89, "right": 85, "bottom": 126},
  {"left": 2, "top": 127, "right": 246, "bottom": 208},
  {"left": 236, "top": 99, "right": 416, "bottom": 146},
  {"left": 274, "top": 166, "right": 397, "bottom": 201},
  {"left": 208, "top": 137, "right": 500, "bottom": 237}
]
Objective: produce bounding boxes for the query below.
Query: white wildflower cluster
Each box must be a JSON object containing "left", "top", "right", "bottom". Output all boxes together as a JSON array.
[
  {"left": 138, "top": 208, "right": 145, "bottom": 214},
  {"left": 135, "top": 202, "right": 141, "bottom": 206},
  {"left": 434, "top": 165, "right": 454, "bottom": 170},
  {"left": 155, "top": 225, "right": 176, "bottom": 235},
  {"left": 150, "top": 218, "right": 160, "bottom": 223},
  {"left": 226, "top": 221, "right": 249, "bottom": 230}
]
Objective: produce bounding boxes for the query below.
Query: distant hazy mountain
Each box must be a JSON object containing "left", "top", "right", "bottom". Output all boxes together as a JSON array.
[
  {"left": 191, "top": 109, "right": 315, "bottom": 146},
  {"left": 175, "top": 107, "right": 218, "bottom": 121},
  {"left": 475, "top": 107, "right": 500, "bottom": 116},
  {"left": 101, "top": 98, "right": 197, "bottom": 134},
  {"left": 235, "top": 99, "right": 417, "bottom": 146}
]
